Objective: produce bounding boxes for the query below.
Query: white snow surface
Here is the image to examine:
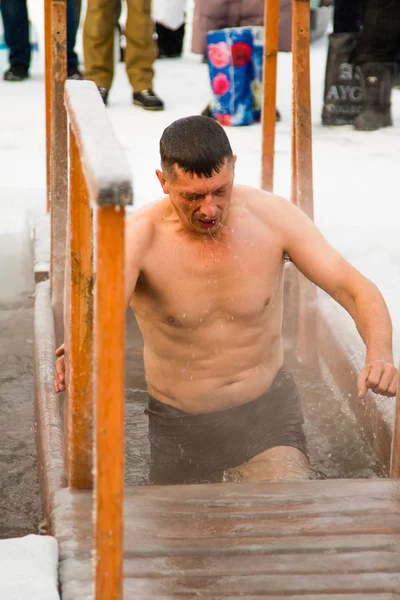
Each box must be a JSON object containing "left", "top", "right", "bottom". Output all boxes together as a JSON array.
[
  {"left": 0, "top": 535, "right": 59, "bottom": 599},
  {"left": 0, "top": 0, "right": 400, "bottom": 592}
]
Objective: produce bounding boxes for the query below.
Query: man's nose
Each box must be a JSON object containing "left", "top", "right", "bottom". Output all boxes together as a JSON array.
[{"left": 200, "top": 194, "right": 217, "bottom": 218}]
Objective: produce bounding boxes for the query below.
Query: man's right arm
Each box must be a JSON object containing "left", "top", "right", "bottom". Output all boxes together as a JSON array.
[
  {"left": 124, "top": 213, "right": 154, "bottom": 308},
  {"left": 54, "top": 212, "right": 154, "bottom": 394}
]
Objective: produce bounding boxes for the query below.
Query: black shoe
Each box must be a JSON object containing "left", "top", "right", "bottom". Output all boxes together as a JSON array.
[
  {"left": 202, "top": 104, "right": 282, "bottom": 122},
  {"left": 133, "top": 89, "right": 164, "bottom": 111},
  {"left": 157, "top": 50, "right": 182, "bottom": 59},
  {"left": 3, "top": 64, "right": 29, "bottom": 81},
  {"left": 67, "top": 65, "right": 83, "bottom": 80},
  {"left": 98, "top": 87, "right": 109, "bottom": 106}
]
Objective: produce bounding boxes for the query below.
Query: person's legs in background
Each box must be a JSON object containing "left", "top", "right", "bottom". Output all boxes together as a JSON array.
[
  {"left": 333, "top": 0, "right": 362, "bottom": 34},
  {"left": 125, "top": 0, "right": 164, "bottom": 110},
  {"left": 83, "top": 0, "right": 116, "bottom": 104},
  {"left": 354, "top": 0, "right": 400, "bottom": 130},
  {"left": 0, "top": 0, "right": 30, "bottom": 81},
  {"left": 67, "top": 0, "right": 83, "bottom": 79}
]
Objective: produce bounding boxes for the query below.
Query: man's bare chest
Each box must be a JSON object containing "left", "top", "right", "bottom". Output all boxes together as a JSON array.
[{"left": 133, "top": 235, "right": 284, "bottom": 327}]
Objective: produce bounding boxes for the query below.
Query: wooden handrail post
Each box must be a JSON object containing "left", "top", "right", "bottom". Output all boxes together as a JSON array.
[
  {"left": 44, "top": 0, "right": 52, "bottom": 213},
  {"left": 261, "top": 0, "right": 279, "bottom": 191},
  {"left": 50, "top": 0, "right": 68, "bottom": 346},
  {"left": 390, "top": 380, "right": 400, "bottom": 477},
  {"left": 291, "top": 0, "right": 314, "bottom": 219},
  {"left": 64, "top": 79, "right": 133, "bottom": 600},
  {"left": 95, "top": 206, "right": 125, "bottom": 600},
  {"left": 64, "top": 127, "right": 94, "bottom": 489},
  {"left": 291, "top": 0, "right": 318, "bottom": 368}
]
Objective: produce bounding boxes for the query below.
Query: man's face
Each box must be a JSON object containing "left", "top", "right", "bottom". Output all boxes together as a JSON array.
[{"left": 156, "top": 158, "right": 236, "bottom": 237}]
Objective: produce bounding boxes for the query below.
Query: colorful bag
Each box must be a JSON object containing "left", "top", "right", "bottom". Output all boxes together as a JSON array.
[{"left": 206, "top": 26, "right": 262, "bottom": 127}]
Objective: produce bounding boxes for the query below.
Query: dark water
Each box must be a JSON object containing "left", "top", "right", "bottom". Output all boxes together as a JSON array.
[
  {"left": 0, "top": 301, "right": 383, "bottom": 537},
  {"left": 0, "top": 297, "right": 41, "bottom": 539},
  {"left": 124, "top": 313, "right": 384, "bottom": 486}
]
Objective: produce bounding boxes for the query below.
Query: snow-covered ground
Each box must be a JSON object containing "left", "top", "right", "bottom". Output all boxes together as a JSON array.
[
  {"left": 0, "top": 535, "right": 59, "bottom": 599},
  {"left": 0, "top": 1, "right": 399, "bottom": 594}
]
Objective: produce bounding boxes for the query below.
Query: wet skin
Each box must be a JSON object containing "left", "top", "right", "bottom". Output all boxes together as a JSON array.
[{"left": 55, "top": 160, "right": 398, "bottom": 481}]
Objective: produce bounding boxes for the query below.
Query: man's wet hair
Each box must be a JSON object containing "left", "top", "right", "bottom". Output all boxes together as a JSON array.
[{"left": 160, "top": 116, "right": 234, "bottom": 179}]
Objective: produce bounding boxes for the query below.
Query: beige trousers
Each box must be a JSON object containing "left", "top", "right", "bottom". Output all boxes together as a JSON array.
[{"left": 83, "top": 0, "right": 157, "bottom": 92}]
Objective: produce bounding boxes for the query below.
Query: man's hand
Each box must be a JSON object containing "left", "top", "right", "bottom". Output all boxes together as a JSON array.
[
  {"left": 54, "top": 344, "right": 65, "bottom": 394},
  {"left": 357, "top": 359, "right": 399, "bottom": 399}
]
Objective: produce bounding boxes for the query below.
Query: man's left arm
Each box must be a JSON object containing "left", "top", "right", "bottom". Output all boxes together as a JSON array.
[{"left": 276, "top": 198, "right": 398, "bottom": 399}]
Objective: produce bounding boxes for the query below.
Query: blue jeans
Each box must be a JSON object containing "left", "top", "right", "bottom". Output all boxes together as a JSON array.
[{"left": 0, "top": 0, "right": 79, "bottom": 70}]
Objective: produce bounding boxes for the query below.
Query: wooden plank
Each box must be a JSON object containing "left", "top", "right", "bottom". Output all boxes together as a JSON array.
[
  {"left": 44, "top": 0, "right": 52, "bottom": 213},
  {"left": 50, "top": 0, "right": 68, "bottom": 346},
  {"left": 52, "top": 482, "right": 400, "bottom": 599},
  {"left": 64, "top": 127, "right": 93, "bottom": 488},
  {"left": 125, "top": 477, "right": 400, "bottom": 501},
  {"left": 94, "top": 206, "right": 126, "bottom": 600},
  {"left": 122, "top": 551, "right": 400, "bottom": 577},
  {"left": 291, "top": 0, "right": 313, "bottom": 219},
  {"left": 125, "top": 595, "right": 396, "bottom": 600},
  {"left": 261, "top": 0, "right": 279, "bottom": 191},
  {"left": 34, "top": 281, "right": 65, "bottom": 528},
  {"left": 390, "top": 368, "right": 400, "bottom": 476},
  {"left": 290, "top": 0, "right": 318, "bottom": 368},
  {"left": 121, "top": 571, "right": 400, "bottom": 595}
]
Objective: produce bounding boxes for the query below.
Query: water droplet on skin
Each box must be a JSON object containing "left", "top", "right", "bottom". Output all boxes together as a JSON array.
[{"left": 221, "top": 324, "right": 224, "bottom": 330}]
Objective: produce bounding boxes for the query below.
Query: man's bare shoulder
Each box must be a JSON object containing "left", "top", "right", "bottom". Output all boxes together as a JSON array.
[
  {"left": 125, "top": 197, "right": 170, "bottom": 263},
  {"left": 126, "top": 197, "right": 169, "bottom": 237},
  {"left": 234, "top": 185, "right": 295, "bottom": 226}
]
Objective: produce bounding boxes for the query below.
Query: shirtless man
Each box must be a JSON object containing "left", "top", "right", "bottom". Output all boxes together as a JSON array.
[{"left": 54, "top": 116, "right": 398, "bottom": 484}]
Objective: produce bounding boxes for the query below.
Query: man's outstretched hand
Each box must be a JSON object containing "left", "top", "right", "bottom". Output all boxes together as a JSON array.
[
  {"left": 358, "top": 359, "right": 399, "bottom": 399},
  {"left": 54, "top": 344, "right": 65, "bottom": 394}
]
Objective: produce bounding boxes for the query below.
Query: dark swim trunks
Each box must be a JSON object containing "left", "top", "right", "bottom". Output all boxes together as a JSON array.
[{"left": 145, "top": 369, "right": 307, "bottom": 485}]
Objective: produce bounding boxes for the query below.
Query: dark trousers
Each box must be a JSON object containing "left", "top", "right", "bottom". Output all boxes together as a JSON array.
[
  {"left": 334, "top": 0, "right": 400, "bottom": 64},
  {"left": 333, "top": 0, "right": 363, "bottom": 33},
  {"left": 0, "top": 0, "right": 79, "bottom": 69},
  {"left": 357, "top": 0, "right": 400, "bottom": 64}
]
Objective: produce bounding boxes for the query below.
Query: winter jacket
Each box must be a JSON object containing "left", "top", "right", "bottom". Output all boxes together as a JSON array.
[{"left": 191, "top": 0, "right": 292, "bottom": 54}]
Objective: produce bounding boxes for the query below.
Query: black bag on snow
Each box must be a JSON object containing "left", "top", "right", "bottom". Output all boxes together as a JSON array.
[{"left": 322, "top": 32, "right": 364, "bottom": 125}]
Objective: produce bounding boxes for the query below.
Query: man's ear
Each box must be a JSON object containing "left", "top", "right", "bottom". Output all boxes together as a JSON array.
[{"left": 156, "top": 169, "right": 169, "bottom": 194}]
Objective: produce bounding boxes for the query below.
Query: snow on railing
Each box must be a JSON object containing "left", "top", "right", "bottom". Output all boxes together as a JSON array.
[{"left": 63, "top": 79, "right": 133, "bottom": 600}]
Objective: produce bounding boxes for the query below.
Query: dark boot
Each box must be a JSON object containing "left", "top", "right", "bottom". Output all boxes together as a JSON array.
[{"left": 353, "top": 62, "right": 395, "bottom": 131}]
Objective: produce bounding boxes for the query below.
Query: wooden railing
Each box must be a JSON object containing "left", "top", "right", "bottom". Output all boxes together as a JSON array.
[
  {"left": 44, "top": 2, "right": 132, "bottom": 596},
  {"left": 261, "top": 0, "right": 399, "bottom": 465},
  {"left": 43, "top": 3, "right": 400, "bottom": 600},
  {"left": 391, "top": 389, "right": 400, "bottom": 476},
  {"left": 261, "top": 0, "right": 317, "bottom": 368},
  {"left": 44, "top": 0, "right": 68, "bottom": 345},
  {"left": 63, "top": 80, "right": 133, "bottom": 599}
]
